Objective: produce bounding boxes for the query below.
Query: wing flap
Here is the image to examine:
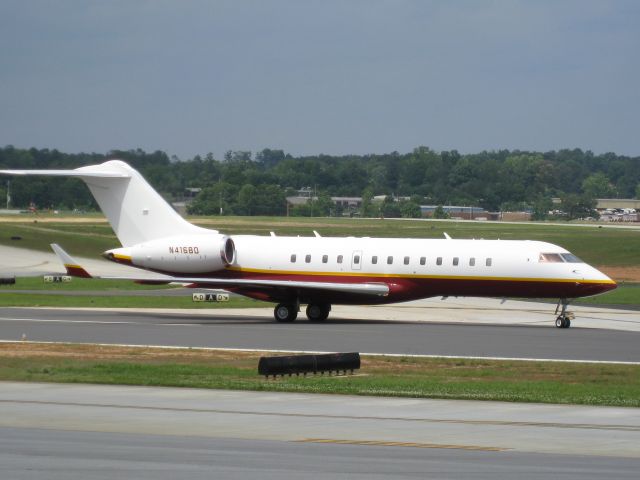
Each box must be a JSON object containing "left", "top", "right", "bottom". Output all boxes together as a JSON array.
[{"left": 101, "top": 275, "right": 390, "bottom": 296}]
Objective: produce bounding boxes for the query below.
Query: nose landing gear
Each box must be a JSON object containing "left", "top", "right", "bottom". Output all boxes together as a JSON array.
[{"left": 555, "top": 298, "right": 574, "bottom": 329}]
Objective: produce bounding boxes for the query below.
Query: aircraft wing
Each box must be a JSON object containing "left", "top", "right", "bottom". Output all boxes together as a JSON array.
[
  {"left": 104, "top": 275, "right": 389, "bottom": 296},
  {"left": 50, "top": 244, "right": 389, "bottom": 297}
]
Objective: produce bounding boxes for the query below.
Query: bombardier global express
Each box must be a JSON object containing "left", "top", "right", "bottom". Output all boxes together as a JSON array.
[{"left": 1, "top": 160, "right": 616, "bottom": 328}]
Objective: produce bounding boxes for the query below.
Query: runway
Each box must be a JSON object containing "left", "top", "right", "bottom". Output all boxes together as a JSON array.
[
  {"left": 1, "top": 382, "right": 638, "bottom": 479},
  {"left": 1, "top": 306, "right": 639, "bottom": 362}
]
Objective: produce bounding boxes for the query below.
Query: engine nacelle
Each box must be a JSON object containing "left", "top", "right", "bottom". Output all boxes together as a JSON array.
[{"left": 107, "top": 234, "right": 235, "bottom": 274}]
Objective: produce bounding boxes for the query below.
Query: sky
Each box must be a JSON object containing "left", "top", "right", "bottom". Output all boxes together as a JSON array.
[{"left": 1, "top": 0, "right": 639, "bottom": 160}]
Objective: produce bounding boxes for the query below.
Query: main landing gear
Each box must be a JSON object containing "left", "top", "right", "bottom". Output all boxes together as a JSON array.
[
  {"left": 555, "top": 298, "right": 575, "bottom": 329},
  {"left": 274, "top": 303, "right": 298, "bottom": 323},
  {"left": 306, "top": 303, "right": 331, "bottom": 322},
  {"left": 273, "top": 302, "right": 331, "bottom": 323}
]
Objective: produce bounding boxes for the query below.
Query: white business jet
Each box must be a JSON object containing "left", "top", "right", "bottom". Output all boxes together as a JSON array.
[{"left": 1, "top": 160, "right": 616, "bottom": 328}]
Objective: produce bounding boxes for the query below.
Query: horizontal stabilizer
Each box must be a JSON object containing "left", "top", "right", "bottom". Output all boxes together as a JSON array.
[
  {"left": 50, "top": 244, "right": 93, "bottom": 278},
  {"left": 0, "top": 169, "right": 128, "bottom": 178}
]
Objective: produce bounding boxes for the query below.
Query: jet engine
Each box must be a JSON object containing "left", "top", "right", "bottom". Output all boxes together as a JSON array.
[{"left": 107, "top": 234, "right": 236, "bottom": 274}]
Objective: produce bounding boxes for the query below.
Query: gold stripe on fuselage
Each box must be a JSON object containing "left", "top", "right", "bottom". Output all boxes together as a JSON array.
[{"left": 225, "top": 266, "right": 615, "bottom": 285}]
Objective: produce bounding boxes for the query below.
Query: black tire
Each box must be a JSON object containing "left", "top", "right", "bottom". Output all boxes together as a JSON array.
[
  {"left": 274, "top": 303, "right": 297, "bottom": 323},
  {"left": 306, "top": 303, "right": 330, "bottom": 322},
  {"left": 555, "top": 317, "right": 564, "bottom": 328},
  {"left": 566, "top": 318, "right": 571, "bottom": 328}
]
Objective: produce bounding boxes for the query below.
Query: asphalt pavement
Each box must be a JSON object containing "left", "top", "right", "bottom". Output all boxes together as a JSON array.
[
  {"left": 1, "top": 382, "right": 638, "bottom": 479},
  {"left": 1, "top": 306, "right": 639, "bottom": 362}
]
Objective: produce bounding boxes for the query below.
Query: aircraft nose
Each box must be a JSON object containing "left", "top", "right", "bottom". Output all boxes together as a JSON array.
[
  {"left": 579, "top": 268, "right": 617, "bottom": 296},
  {"left": 575, "top": 280, "right": 616, "bottom": 297},
  {"left": 595, "top": 280, "right": 617, "bottom": 294}
]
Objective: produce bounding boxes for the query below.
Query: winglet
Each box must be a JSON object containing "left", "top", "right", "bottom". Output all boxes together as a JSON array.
[{"left": 50, "top": 244, "right": 93, "bottom": 278}]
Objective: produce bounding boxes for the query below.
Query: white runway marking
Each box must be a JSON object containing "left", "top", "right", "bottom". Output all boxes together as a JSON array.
[
  {"left": 2, "top": 340, "right": 639, "bottom": 365},
  {"left": 0, "top": 316, "right": 141, "bottom": 325}
]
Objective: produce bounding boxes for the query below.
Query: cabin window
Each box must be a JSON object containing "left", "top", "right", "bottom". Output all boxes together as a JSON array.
[
  {"left": 486, "top": 257, "right": 492, "bottom": 266},
  {"left": 290, "top": 254, "right": 296, "bottom": 263},
  {"left": 387, "top": 256, "right": 393, "bottom": 265},
  {"left": 337, "top": 255, "right": 343, "bottom": 264},
  {"left": 453, "top": 257, "right": 459, "bottom": 266},
  {"left": 469, "top": 257, "right": 475, "bottom": 266},
  {"left": 539, "top": 253, "right": 564, "bottom": 263},
  {"left": 436, "top": 257, "right": 442, "bottom": 265},
  {"left": 353, "top": 255, "right": 360, "bottom": 265},
  {"left": 420, "top": 257, "right": 426, "bottom": 265},
  {"left": 305, "top": 254, "right": 311, "bottom": 263},
  {"left": 371, "top": 255, "right": 378, "bottom": 264},
  {"left": 560, "top": 253, "right": 582, "bottom": 263},
  {"left": 404, "top": 256, "right": 410, "bottom": 265},
  {"left": 322, "top": 254, "right": 328, "bottom": 263}
]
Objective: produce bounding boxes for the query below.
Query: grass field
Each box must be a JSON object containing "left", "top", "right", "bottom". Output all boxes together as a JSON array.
[
  {"left": 0, "top": 276, "right": 176, "bottom": 291},
  {"left": 573, "top": 282, "right": 640, "bottom": 307},
  {"left": 0, "top": 276, "right": 263, "bottom": 308},
  {"left": 1, "top": 343, "right": 638, "bottom": 407},
  {"left": 0, "top": 293, "right": 261, "bottom": 308}
]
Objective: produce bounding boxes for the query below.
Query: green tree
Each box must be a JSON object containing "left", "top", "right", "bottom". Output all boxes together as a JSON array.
[
  {"left": 290, "top": 193, "right": 333, "bottom": 217},
  {"left": 255, "top": 149, "right": 285, "bottom": 168},
  {"left": 360, "top": 188, "right": 377, "bottom": 217},
  {"left": 399, "top": 200, "right": 422, "bottom": 218},
  {"left": 531, "top": 196, "right": 553, "bottom": 221},
  {"left": 236, "top": 184, "right": 257, "bottom": 215},
  {"left": 380, "top": 196, "right": 401, "bottom": 218},
  {"left": 560, "top": 194, "right": 597, "bottom": 220},
  {"left": 432, "top": 205, "right": 449, "bottom": 219},
  {"left": 188, "top": 182, "right": 238, "bottom": 215},
  {"left": 253, "top": 184, "right": 286, "bottom": 216},
  {"left": 582, "top": 172, "right": 616, "bottom": 198}
]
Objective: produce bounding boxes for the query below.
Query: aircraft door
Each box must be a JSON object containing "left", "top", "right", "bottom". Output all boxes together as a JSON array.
[{"left": 351, "top": 250, "right": 362, "bottom": 270}]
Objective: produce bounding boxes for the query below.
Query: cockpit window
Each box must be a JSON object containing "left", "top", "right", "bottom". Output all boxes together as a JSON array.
[
  {"left": 538, "top": 253, "right": 564, "bottom": 263},
  {"left": 560, "top": 253, "right": 582, "bottom": 263}
]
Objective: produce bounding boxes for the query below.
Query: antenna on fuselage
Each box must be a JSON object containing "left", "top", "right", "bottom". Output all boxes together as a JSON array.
[
  {"left": 313, "top": 230, "right": 321, "bottom": 238},
  {"left": 443, "top": 232, "right": 452, "bottom": 240}
]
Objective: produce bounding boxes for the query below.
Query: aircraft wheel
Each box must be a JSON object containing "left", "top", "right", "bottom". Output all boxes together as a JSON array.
[
  {"left": 306, "top": 303, "right": 331, "bottom": 322},
  {"left": 274, "top": 303, "right": 297, "bottom": 323},
  {"left": 555, "top": 316, "right": 564, "bottom": 328},
  {"left": 565, "top": 318, "right": 571, "bottom": 328}
]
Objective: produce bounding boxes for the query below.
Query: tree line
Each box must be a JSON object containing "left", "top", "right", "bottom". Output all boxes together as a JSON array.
[{"left": 0, "top": 145, "right": 638, "bottom": 219}]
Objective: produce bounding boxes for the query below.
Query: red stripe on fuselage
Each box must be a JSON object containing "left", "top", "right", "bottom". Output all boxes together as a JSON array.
[{"left": 190, "top": 270, "right": 616, "bottom": 304}]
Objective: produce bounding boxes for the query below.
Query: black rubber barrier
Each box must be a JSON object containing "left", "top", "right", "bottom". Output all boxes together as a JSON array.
[
  {"left": 258, "top": 352, "right": 360, "bottom": 378},
  {"left": 0, "top": 276, "right": 16, "bottom": 285}
]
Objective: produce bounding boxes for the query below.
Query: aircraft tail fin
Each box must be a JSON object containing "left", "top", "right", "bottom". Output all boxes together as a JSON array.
[
  {"left": 50, "top": 243, "right": 93, "bottom": 278},
  {"left": 1, "top": 160, "right": 212, "bottom": 246}
]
